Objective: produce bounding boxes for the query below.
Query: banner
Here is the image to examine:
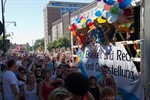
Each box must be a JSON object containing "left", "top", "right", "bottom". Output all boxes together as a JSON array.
[{"left": 78, "top": 44, "right": 144, "bottom": 100}]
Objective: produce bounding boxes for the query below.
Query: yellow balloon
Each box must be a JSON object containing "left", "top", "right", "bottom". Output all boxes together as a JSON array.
[
  {"left": 97, "top": 17, "right": 106, "bottom": 24},
  {"left": 81, "top": 18, "right": 86, "bottom": 24}
]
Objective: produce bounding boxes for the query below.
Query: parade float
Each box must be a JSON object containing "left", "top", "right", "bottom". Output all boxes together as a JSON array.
[{"left": 69, "top": 0, "right": 145, "bottom": 100}]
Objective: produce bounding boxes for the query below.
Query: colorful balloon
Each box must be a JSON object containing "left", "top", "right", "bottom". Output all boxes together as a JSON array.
[
  {"left": 77, "top": 23, "right": 82, "bottom": 29},
  {"left": 97, "top": 17, "right": 106, "bottom": 23},
  {"left": 71, "top": 30, "right": 76, "bottom": 36},
  {"left": 104, "top": 3, "right": 112, "bottom": 10},
  {"left": 81, "top": 18, "right": 86, "bottom": 24},
  {"left": 110, "top": 7, "right": 119, "bottom": 14},
  {"left": 80, "top": 16, "right": 84, "bottom": 20},
  {"left": 106, "top": 12, "right": 111, "bottom": 18},
  {"left": 86, "top": 19, "right": 92, "bottom": 24},
  {"left": 124, "top": 8, "right": 131, "bottom": 16},
  {"left": 118, "top": 14, "right": 126, "bottom": 24},
  {"left": 87, "top": 22, "right": 93, "bottom": 26},
  {"left": 82, "top": 23, "right": 86, "bottom": 28},
  {"left": 89, "top": 24, "right": 95, "bottom": 30},
  {"left": 95, "top": 10, "right": 102, "bottom": 17},
  {"left": 76, "top": 17, "right": 81, "bottom": 23},
  {"left": 118, "top": 9, "right": 124, "bottom": 15},
  {"left": 107, "top": 14, "right": 118, "bottom": 23},
  {"left": 105, "top": 0, "right": 115, "bottom": 5},
  {"left": 119, "top": 0, "right": 131, "bottom": 9}
]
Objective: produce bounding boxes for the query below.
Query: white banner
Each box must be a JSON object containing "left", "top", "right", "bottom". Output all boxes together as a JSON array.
[{"left": 78, "top": 44, "right": 144, "bottom": 100}]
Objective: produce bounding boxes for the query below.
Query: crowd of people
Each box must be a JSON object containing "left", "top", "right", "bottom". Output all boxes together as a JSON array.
[{"left": 0, "top": 51, "right": 118, "bottom": 100}]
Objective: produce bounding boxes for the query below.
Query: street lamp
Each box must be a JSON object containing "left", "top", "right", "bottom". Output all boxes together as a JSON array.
[
  {"left": 1, "top": 0, "right": 16, "bottom": 56},
  {"left": 5, "top": 21, "right": 17, "bottom": 30}
]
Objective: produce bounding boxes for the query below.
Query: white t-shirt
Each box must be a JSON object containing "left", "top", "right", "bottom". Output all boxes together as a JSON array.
[{"left": 2, "top": 70, "right": 19, "bottom": 100}]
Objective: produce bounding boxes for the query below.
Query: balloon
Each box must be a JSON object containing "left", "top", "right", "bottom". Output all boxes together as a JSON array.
[
  {"left": 104, "top": 4, "right": 112, "bottom": 10},
  {"left": 80, "top": 16, "right": 84, "bottom": 20},
  {"left": 81, "top": 18, "right": 86, "bottom": 24},
  {"left": 72, "top": 23, "right": 77, "bottom": 29},
  {"left": 106, "top": 0, "right": 115, "bottom": 5},
  {"left": 103, "top": 0, "right": 107, "bottom": 3},
  {"left": 77, "top": 23, "right": 82, "bottom": 29},
  {"left": 97, "top": 2, "right": 102, "bottom": 8},
  {"left": 119, "top": 0, "right": 131, "bottom": 9},
  {"left": 70, "top": 26, "right": 75, "bottom": 31},
  {"left": 113, "top": 1, "right": 119, "bottom": 7},
  {"left": 86, "top": 19, "right": 92, "bottom": 24},
  {"left": 95, "top": 10, "right": 102, "bottom": 17},
  {"left": 106, "top": 12, "right": 111, "bottom": 18},
  {"left": 107, "top": 14, "right": 118, "bottom": 23},
  {"left": 87, "top": 22, "right": 93, "bottom": 26},
  {"left": 71, "top": 30, "right": 76, "bottom": 36},
  {"left": 110, "top": 7, "right": 119, "bottom": 14},
  {"left": 118, "top": 0, "right": 124, "bottom": 3},
  {"left": 118, "top": 9, "right": 124, "bottom": 15},
  {"left": 118, "top": 14, "right": 126, "bottom": 24},
  {"left": 82, "top": 24, "right": 86, "bottom": 28},
  {"left": 97, "top": 17, "right": 106, "bottom": 24},
  {"left": 89, "top": 24, "right": 95, "bottom": 30},
  {"left": 124, "top": 8, "right": 131, "bottom": 16},
  {"left": 76, "top": 17, "right": 81, "bottom": 23}
]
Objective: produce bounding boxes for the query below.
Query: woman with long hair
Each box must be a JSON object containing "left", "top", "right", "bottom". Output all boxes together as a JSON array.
[
  {"left": 19, "top": 72, "right": 38, "bottom": 100},
  {"left": 38, "top": 70, "right": 55, "bottom": 100}
]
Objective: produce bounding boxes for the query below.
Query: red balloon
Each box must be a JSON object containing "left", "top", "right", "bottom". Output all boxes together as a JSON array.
[
  {"left": 87, "top": 22, "right": 93, "bottom": 26},
  {"left": 124, "top": 9, "right": 131, "bottom": 16},
  {"left": 117, "top": 0, "right": 124, "bottom": 3}
]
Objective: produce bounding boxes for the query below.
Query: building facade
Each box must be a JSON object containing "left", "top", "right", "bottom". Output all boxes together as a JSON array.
[{"left": 44, "top": 1, "right": 88, "bottom": 52}]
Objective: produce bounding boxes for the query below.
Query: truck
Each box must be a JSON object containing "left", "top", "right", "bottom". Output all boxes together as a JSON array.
[{"left": 70, "top": 0, "right": 149, "bottom": 99}]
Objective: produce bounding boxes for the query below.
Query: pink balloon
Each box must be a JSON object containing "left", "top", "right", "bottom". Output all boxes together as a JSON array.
[
  {"left": 77, "top": 23, "right": 82, "bottom": 29},
  {"left": 118, "top": 15, "right": 127, "bottom": 24},
  {"left": 104, "top": 3, "right": 112, "bottom": 10}
]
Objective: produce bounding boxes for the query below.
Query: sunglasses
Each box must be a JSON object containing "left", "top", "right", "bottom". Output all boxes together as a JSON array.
[{"left": 20, "top": 72, "right": 25, "bottom": 74}]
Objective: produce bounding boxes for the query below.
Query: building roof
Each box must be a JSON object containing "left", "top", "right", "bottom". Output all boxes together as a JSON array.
[{"left": 48, "top": 1, "right": 90, "bottom": 4}]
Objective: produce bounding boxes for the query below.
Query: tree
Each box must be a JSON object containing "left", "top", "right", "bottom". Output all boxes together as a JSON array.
[
  {"left": 0, "top": 34, "right": 11, "bottom": 50},
  {"left": 47, "top": 37, "right": 71, "bottom": 51},
  {"left": 33, "top": 38, "right": 44, "bottom": 52}
]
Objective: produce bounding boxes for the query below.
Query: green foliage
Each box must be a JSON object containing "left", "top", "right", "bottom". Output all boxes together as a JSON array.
[
  {"left": 33, "top": 38, "right": 44, "bottom": 52},
  {"left": 47, "top": 37, "right": 71, "bottom": 51},
  {"left": 0, "top": 34, "right": 11, "bottom": 50}
]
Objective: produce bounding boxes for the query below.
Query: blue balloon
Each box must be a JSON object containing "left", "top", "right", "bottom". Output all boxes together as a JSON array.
[
  {"left": 103, "top": 0, "right": 107, "bottom": 3},
  {"left": 106, "top": 0, "right": 115, "bottom": 5},
  {"left": 108, "top": 14, "right": 118, "bottom": 23},
  {"left": 119, "top": 0, "right": 131, "bottom": 9},
  {"left": 95, "top": 10, "right": 102, "bottom": 17},
  {"left": 76, "top": 17, "right": 81, "bottom": 23},
  {"left": 106, "top": 12, "right": 111, "bottom": 18},
  {"left": 86, "top": 19, "right": 91, "bottom": 24}
]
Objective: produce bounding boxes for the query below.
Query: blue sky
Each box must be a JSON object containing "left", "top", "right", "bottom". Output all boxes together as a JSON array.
[{"left": 0, "top": 0, "right": 94, "bottom": 46}]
